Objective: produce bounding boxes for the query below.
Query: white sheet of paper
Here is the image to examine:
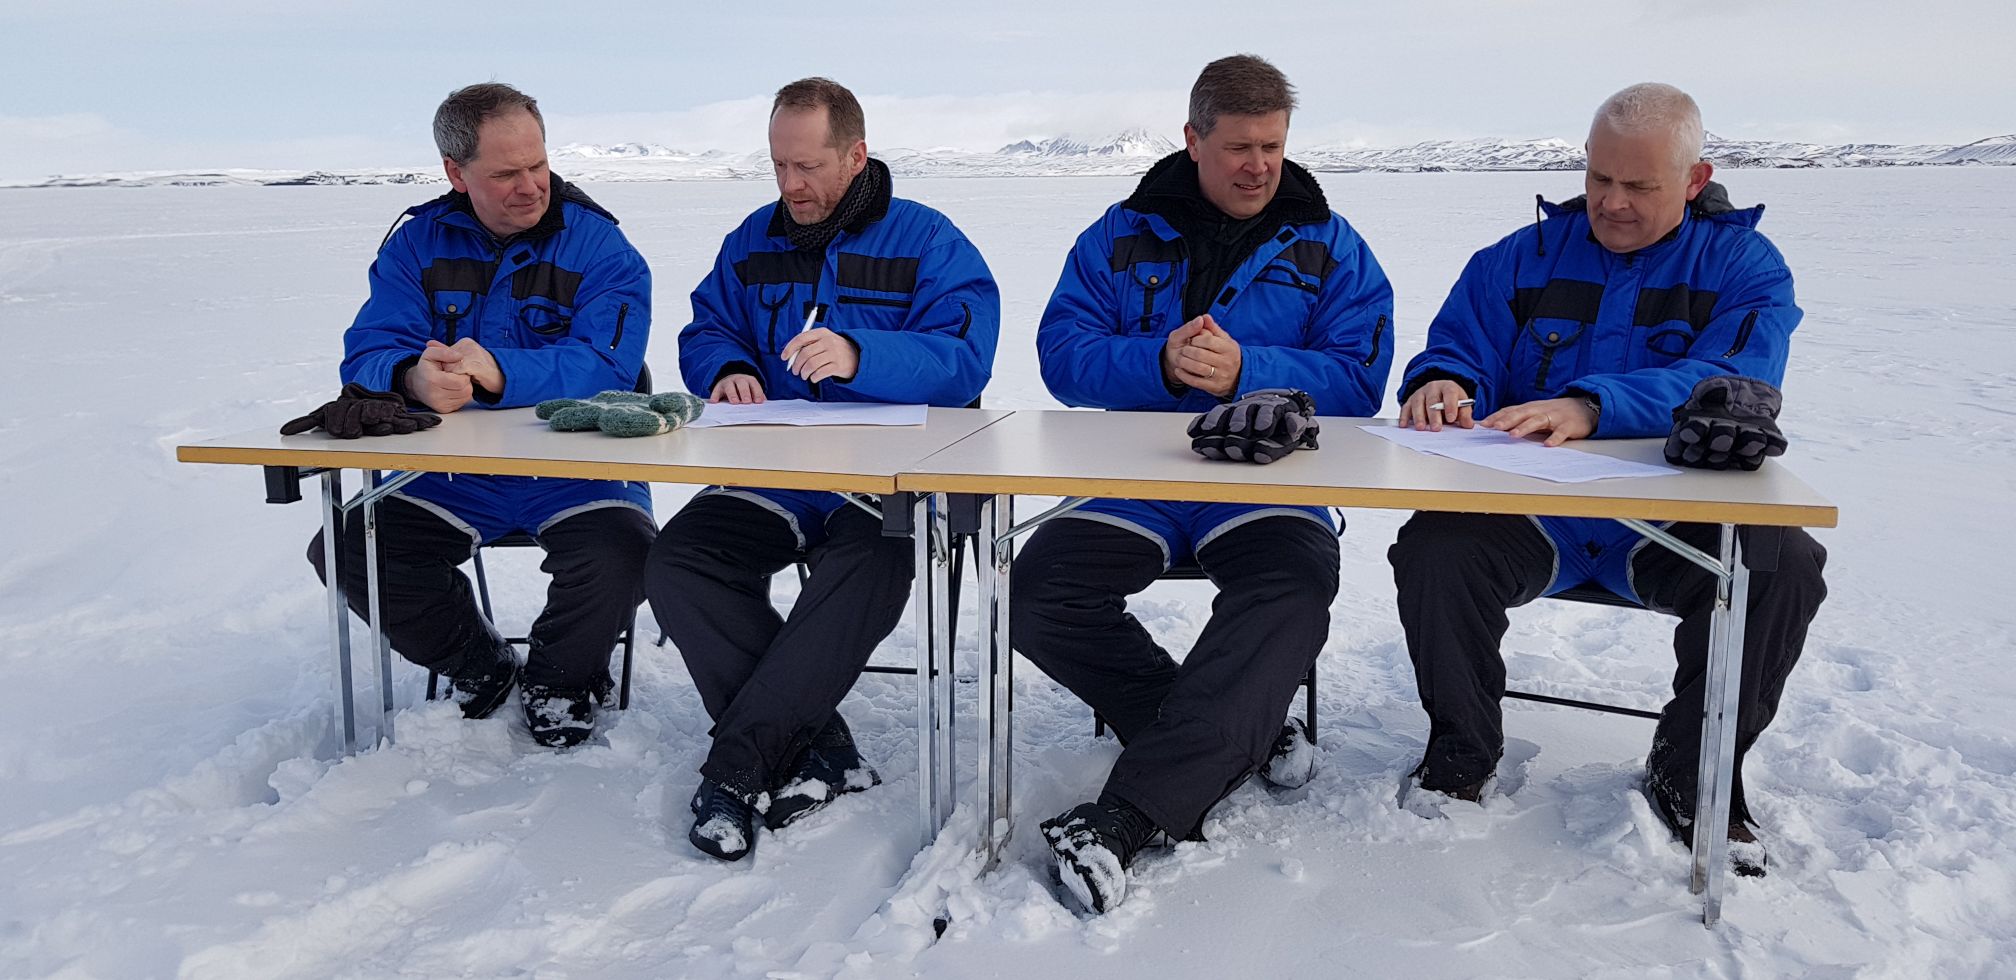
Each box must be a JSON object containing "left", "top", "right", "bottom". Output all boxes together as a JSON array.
[
  {"left": 685, "top": 400, "right": 930, "bottom": 428},
  {"left": 1361, "top": 425, "right": 1680, "bottom": 483}
]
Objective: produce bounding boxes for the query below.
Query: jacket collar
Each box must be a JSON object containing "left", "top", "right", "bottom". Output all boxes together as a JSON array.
[
  {"left": 1123, "top": 150, "right": 1330, "bottom": 235},
  {"left": 1539, "top": 180, "right": 1764, "bottom": 229},
  {"left": 765, "top": 157, "right": 895, "bottom": 241},
  {"left": 413, "top": 173, "right": 615, "bottom": 244}
]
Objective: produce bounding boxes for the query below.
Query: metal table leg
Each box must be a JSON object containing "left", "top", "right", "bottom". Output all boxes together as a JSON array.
[
  {"left": 1693, "top": 524, "right": 1748, "bottom": 926},
  {"left": 362, "top": 493, "right": 397, "bottom": 746},
  {"left": 911, "top": 493, "right": 938, "bottom": 846},
  {"left": 319, "top": 470, "right": 358, "bottom": 754},
  {"left": 911, "top": 492, "right": 956, "bottom": 843},
  {"left": 977, "top": 494, "right": 1014, "bottom": 867},
  {"left": 1617, "top": 518, "right": 1749, "bottom": 927},
  {"left": 342, "top": 470, "right": 424, "bottom": 748},
  {"left": 930, "top": 495, "right": 956, "bottom": 833}
]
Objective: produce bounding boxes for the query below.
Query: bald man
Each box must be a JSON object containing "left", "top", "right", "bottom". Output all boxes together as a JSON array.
[{"left": 1387, "top": 83, "right": 1827, "bottom": 876}]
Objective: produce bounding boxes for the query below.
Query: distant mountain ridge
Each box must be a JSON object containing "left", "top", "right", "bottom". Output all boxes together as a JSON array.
[{"left": 8, "top": 130, "right": 2010, "bottom": 188}]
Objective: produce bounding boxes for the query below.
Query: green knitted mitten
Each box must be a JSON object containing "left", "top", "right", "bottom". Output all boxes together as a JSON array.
[
  {"left": 535, "top": 390, "right": 707, "bottom": 437},
  {"left": 649, "top": 392, "right": 707, "bottom": 426},
  {"left": 599, "top": 391, "right": 708, "bottom": 437},
  {"left": 535, "top": 391, "right": 648, "bottom": 431}
]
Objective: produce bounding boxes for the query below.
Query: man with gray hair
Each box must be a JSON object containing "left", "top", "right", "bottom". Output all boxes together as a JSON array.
[
  {"left": 1019, "top": 54, "right": 1394, "bottom": 912},
  {"left": 1388, "top": 82, "right": 1828, "bottom": 875},
  {"left": 308, "top": 82, "right": 656, "bottom": 748}
]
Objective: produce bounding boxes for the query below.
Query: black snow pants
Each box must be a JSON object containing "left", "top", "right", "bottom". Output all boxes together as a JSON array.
[
  {"left": 644, "top": 493, "right": 914, "bottom": 798},
  {"left": 307, "top": 496, "right": 655, "bottom": 690},
  {"left": 1388, "top": 512, "right": 1827, "bottom": 824},
  {"left": 1010, "top": 515, "right": 1340, "bottom": 838}
]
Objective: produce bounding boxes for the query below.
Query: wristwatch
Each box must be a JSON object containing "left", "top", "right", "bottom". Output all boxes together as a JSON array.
[{"left": 1579, "top": 393, "right": 1603, "bottom": 428}]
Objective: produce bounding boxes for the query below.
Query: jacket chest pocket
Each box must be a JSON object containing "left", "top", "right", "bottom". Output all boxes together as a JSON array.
[
  {"left": 1125, "top": 263, "right": 1174, "bottom": 335},
  {"left": 430, "top": 290, "right": 477, "bottom": 343},
  {"left": 1633, "top": 325, "right": 1694, "bottom": 372},
  {"left": 833, "top": 253, "right": 918, "bottom": 334},
  {"left": 1252, "top": 260, "right": 1321, "bottom": 297},
  {"left": 1240, "top": 261, "right": 1323, "bottom": 341},
  {"left": 515, "top": 297, "right": 575, "bottom": 340},
  {"left": 834, "top": 288, "right": 915, "bottom": 334},
  {"left": 1519, "top": 319, "right": 1589, "bottom": 393}
]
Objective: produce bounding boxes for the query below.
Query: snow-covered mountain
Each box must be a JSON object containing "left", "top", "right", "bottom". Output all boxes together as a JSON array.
[
  {"left": 1300, "top": 137, "right": 1583, "bottom": 173},
  {"left": 997, "top": 128, "right": 1180, "bottom": 159},
  {"left": 7, "top": 130, "right": 2009, "bottom": 188},
  {"left": 1932, "top": 134, "right": 2016, "bottom": 164}
]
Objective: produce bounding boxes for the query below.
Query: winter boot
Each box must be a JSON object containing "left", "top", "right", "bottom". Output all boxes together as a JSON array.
[
  {"left": 1041, "top": 794, "right": 1159, "bottom": 914},
  {"left": 442, "top": 640, "right": 519, "bottom": 721},
  {"left": 521, "top": 684, "right": 596, "bottom": 748},
  {"left": 765, "top": 714, "right": 883, "bottom": 830},
  {"left": 1259, "top": 716, "right": 1317, "bottom": 789},
  {"left": 689, "top": 779, "right": 760, "bottom": 862},
  {"left": 1646, "top": 774, "right": 1767, "bottom": 877}
]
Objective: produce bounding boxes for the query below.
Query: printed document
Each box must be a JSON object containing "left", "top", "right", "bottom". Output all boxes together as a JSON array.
[{"left": 1361, "top": 425, "right": 1679, "bottom": 483}]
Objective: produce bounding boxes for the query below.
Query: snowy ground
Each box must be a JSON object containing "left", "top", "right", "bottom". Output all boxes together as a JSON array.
[{"left": 2, "top": 167, "right": 2013, "bottom": 979}]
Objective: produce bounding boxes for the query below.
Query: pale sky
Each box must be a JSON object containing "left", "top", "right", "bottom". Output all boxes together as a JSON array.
[{"left": 3, "top": 0, "right": 2011, "bottom": 178}]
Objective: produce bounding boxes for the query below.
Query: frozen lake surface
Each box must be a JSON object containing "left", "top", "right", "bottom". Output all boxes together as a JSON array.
[{"left": 1, "top": 167, "right": 2013, "bottom": 978}]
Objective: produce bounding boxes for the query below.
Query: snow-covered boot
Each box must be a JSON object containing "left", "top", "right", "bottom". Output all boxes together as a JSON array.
[
  {"left": 521, "top": 684, "right": 596, "bottom": 748},
  {"left": 1041, "top": 795, "right": 1158, "bottom": 914},
  {"left": 766, "top": 714, "right": 882, "bottom": 830},
  {"left": 443, "top": 639, "right": 519, "bottom": 721},
  {"left": 1646, "top": 774, "right": 1767, "bottom": 877},
  {"left": 689, "top": 779, "right": 760, "bottom": 862},
  {"left": 1259, "top": 716, "right": 1317, "bottom": 789}
]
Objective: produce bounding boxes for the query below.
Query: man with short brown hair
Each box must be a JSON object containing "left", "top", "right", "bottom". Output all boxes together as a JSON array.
[
  {"left": 649, "top": 77, "right": 999, "bottom": 862},
  {"left": 1018, "top": 54, "right": 1395, "bottom": 913}
]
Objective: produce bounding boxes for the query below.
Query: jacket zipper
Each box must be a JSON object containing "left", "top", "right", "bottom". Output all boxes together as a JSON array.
[
  {"left": 609, "top": 303, "right": 628, "bottom": 351},
  {"left": 1723, "top": 310, "right": 1759, "bottom": 358},
  {"left": 1536, "top": 344, "right": 1561, "bottom": 390},
  {"left": 759, "top": 293, "right": 791, "bottom": 352},
  {"left": 956, "top": 302, "right": 972, "bottom": 340},
  {"left": 836, "top": 295, "right": 912, "bottom": 308},
  {"left": 1256, "top": 274, "right": 1319, "bottom": 294},
  {"left": 1361, "top": 313, "right": 1386, "bottom": 366}
]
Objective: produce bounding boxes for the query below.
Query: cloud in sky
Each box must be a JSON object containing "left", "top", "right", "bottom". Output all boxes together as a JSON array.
[{"left": 2, "top": 0, "right": 2009, "bottom": 176}]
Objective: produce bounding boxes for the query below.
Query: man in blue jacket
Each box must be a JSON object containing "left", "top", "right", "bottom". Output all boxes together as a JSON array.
[
  {"left": 1017, "top": 55, "right": 1394, "bottom": 913},
  {"left": 647, "top": 77, "right": 999, "bottom": 862},
  {"left": 1389, "top": 83, "right": 1828, "bottom": 874},
  {"left": 307, "top": 83, "right": 655, "bottom": 748}
]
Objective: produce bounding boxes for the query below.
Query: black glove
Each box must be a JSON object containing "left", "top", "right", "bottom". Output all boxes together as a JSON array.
[
  {"left": 281, "top": 383, "right": 443, "bottom": 439},
  {"left": 1664, "top": 376, "right": 1787, "bottom": 471},
  {"left": 1188, "top": 388, "right": 1320, "bottom": 464}
]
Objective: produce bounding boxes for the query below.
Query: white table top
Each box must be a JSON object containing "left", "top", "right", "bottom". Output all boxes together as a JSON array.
[
  {"left": 178, "top": 406, "right": 1011, "bottom": 495},
  {"left": 898, "top": 410, "right": 1837, "bottom": 528}
]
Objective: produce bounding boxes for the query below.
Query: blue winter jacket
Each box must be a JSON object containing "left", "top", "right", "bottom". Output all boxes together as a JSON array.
[
  {"left": 339, "top": 176, "right": 654, "bottom": 538},
  {"left": 1399, "top": 181, "right": 1803, "bottom": 600},
  {"left": 1034, "top": 152, "right": 1394, "bottom": 561},
  {"left": 1039, "top": 155, "right": 1393, "bottom": 417},
  {"left": 678, "top": 160, "right": 999, "bottom": 544}
]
